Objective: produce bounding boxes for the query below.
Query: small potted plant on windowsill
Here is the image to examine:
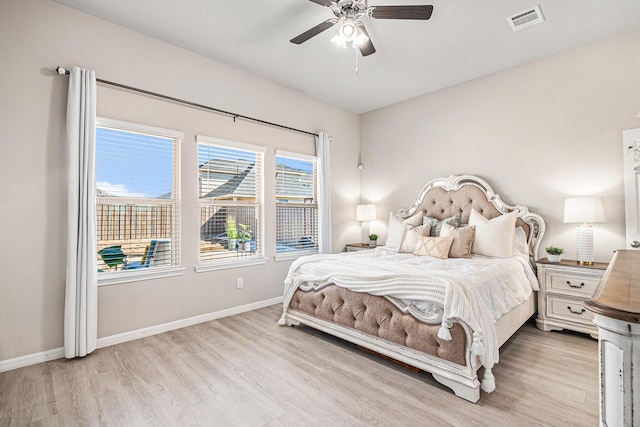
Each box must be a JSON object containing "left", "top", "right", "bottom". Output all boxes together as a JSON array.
[
  {"left": 238, "top": 223, "right": 252, "bottom": 251},
  {"left": 368, "top": 233, "right": 378, "bottom": 247},
  {"left": 226, "top": 216, "right": 238, "bottom": 250},
  {"left": 545, "top": 245, "right": 564, "bottom": 263}
]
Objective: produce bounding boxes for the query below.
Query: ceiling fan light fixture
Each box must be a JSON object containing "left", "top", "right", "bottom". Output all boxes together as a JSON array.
[
  {"left": 330, "top": 32, "right": 347, "bottom": 48},
  {"left": 340, "top": 19, "right": 357, "bottom": 41},
  {"left": 331, "top": 18, "right": 368, "bottom": 48}
]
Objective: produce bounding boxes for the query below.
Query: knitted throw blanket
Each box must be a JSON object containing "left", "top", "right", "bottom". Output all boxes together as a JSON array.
[{"left": 280, "top": 250, "right": 536, "bottom": 393}]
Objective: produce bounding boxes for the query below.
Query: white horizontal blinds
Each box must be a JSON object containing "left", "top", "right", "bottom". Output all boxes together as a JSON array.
[
  {"left": 197, "top": 136, "right": 263, "bottom": 263},
  {"left": 275, "top": 151, "right": 318, "bottom": 254},
  {"left": 96, "top": 119, "right": 181, "bottom": 272}
]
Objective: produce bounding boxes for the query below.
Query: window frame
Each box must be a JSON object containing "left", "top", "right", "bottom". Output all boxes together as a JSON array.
[
  {"left": 274, "top": 150, "right": 319, "bottom": 262},
  {"left": 96, "top": 117, "right": 185, "bottom": 286},
  {"left": 195, "top": 134, "right": 267, "bottom": 272}
]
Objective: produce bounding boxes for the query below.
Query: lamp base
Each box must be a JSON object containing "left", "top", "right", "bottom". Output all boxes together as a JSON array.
[{"left": 576, "top": 225, "right": 594, "bottom": 265}]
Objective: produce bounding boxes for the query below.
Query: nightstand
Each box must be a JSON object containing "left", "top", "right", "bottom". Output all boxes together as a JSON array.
[
  {"left": 345, "top": 243, "right": 376, "bottom": 252},
  {"left": 536, "top": 258, "right": 608, "bottom": 339}
]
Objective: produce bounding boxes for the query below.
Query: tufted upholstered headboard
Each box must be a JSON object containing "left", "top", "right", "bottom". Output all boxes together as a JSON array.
[{"left": 397, "top": 175, "right": 546, "bottom": 262}]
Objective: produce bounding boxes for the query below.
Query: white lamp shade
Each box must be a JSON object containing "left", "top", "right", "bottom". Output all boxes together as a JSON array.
[
  {"left": 563, "top": 197, "right": 607, "bottom": 224},
  {"left": 356, "top": 204, "right": 376, "bottom": 222}
]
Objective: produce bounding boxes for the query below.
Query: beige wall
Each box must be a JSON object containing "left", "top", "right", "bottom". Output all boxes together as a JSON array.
[
  {"left": 0, "top": 0, "right": 360, "bottom": 361},
  {"left": 360, "top": 29, "right": 640, "bottom": 263}
]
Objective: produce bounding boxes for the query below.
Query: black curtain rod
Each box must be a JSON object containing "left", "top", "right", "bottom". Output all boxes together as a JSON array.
[{"left": 55, "top": 67, "right": 319, "bottom": 138}]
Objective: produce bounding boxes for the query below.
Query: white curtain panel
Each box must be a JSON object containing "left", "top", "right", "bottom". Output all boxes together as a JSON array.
[
  {"left": 316, "top": 132, "right": 332, "bottom": 254},
  {"left": 64, "top": 67, "right": 98, "bottom": 358}
]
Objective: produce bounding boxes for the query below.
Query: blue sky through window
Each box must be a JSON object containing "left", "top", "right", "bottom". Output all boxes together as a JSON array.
[{"left": 96, "top": 127, "right": 173, "bottom": 198}]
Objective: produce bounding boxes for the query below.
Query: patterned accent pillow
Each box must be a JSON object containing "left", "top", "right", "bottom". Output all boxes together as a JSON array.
[
  {"left": 413, "top": 236, "right": 454, "bottom": 259},
  {"left": 440, "top": 223, "right": 476, "bottom": 258},
  {"left": 423, "top": 214, "right": 462, "bottom": 237},
  {"left": 399, "top": 223, "right": 431, "bottom": 253}
]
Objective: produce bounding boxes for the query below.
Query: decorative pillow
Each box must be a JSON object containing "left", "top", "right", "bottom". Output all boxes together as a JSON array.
[
  {"left": 413, "top": 236, "right": 454, "bottom": 259},
  {"left": 469, "top": 209, "right": 517, "bottom": 258},
  {"left": 386, "top": 212, "right": 405, "bottom": 249},
  {"left": 423, "top": 214, "right": 462, "bottom": 237},
  {"left": 403, "top": 210, "right": 424, "bottom": 227},
  {"left": 440, "top": 223, "right": 475, "bottom": 258},
  {"left": 399, "top": 223, "right": 431, "bottom": 253},
  {"left": 513, "top": 226, "right": 529, "bottom": 258}
]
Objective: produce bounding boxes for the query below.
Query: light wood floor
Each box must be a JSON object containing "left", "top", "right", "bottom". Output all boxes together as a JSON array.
[{"left": 0, "top": 305, "right": 598, "bottom": 426}]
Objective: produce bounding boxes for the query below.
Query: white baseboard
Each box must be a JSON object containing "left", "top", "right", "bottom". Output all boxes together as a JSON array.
[
  {"left": 0, "top": 296, "right": 283, "bottom": 373},
  {"left": 97, "top": 296, "right": 283, "bottom": 348},
  {"left": 0, "top": 347, "right": 65, "bottom": 373}
]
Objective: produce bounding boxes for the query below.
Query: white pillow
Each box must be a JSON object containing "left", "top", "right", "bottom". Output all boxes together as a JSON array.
[
  {"left": 469, "top": 209, "right": 517, "bottom": 258},
  {"left": 399, "top": 223, "right": 431, "bottom": 253},
  {"left": 513, "top": 226, "right": 529, "bottom": 258},
  {"left": 386, "top": 212, "right": 405, "bottom": 249},
  {"left": 403, "top": 210, "right": 424, "bottom": 227}
]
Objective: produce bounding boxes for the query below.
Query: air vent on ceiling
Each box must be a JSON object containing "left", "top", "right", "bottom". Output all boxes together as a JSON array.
[{"left": 507, "top": 6, "right": 544, "bottom": 32}]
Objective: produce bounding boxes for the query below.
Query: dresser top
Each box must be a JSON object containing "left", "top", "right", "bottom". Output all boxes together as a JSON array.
[
  {"left": 537, "top": 258, "right": 609, "bottom": 271},
  {"left": 585, "top": 250, "right": 640, "bottom": 323}
]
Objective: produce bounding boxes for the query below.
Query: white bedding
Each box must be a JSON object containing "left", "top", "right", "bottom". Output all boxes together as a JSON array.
[{"left": 282, "top": 247, "right": 539, "bottom": 392}]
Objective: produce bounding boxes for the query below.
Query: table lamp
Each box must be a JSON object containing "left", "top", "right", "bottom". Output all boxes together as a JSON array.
[
  {"left": 356, "top": 204, "right": 376, "bottom": 244},
  {"left": 563, "top": 197, "right": 607, "bottom": 265}
]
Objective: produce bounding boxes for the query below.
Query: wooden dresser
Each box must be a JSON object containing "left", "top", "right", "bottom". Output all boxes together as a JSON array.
[{"left": 584, "top": 250, "right": 640, "bottom": 427}]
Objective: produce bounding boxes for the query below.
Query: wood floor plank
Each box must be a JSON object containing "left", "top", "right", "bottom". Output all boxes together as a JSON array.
[{"left": 0, "top": 305, "right": 598, "bottom": 426}]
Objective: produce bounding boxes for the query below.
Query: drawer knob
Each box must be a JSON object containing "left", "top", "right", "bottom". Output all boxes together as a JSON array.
[
  {"left": 567, "top": 306, "right": 585, "bottom": 315},
  {"left": 566, "top": 280, "right": 585, "bottom": 289}
]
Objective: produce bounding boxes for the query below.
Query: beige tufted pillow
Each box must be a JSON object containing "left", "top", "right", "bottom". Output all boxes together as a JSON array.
[
  {"left": 440, "top": 223, "right": 475, "bottom": 258},
  {"left": 413, "top": 236, "right": 454, "bottom": 259}
]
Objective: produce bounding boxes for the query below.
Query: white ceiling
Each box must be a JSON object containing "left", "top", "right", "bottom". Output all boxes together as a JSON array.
[{"left": 53, "top": 0, "right": 640, "bottom": 113}]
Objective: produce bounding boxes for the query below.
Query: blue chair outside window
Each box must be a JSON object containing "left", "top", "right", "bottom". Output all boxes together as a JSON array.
[
  {"left": 123, "top": 240, "right": 158, "bottom": 270},
  {"left": 123, "top": 239, "right": 171, "bottom": 270}
]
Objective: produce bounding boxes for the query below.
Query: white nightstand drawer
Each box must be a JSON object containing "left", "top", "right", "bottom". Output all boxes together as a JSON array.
[
  {"left": 548, "top": 272, "right": 600, "bottom": 296},
  {"left": 546, "top": 296, "right": 594, "bottom": 325}
]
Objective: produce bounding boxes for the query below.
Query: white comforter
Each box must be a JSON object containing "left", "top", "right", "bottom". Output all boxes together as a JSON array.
[{"left": 282, "top": 247, "right": 539, "bottom": 392}]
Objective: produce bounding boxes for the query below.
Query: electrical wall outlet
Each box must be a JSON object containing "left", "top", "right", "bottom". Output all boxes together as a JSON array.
[{"left": 236, "top": 277, "right": 244, "bottom": 289}]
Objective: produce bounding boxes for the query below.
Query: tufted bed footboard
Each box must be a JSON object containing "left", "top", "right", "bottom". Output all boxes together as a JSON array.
[
  {"left": 290, "top": 285, "right": 467, "bottom": 366},
  {"left": 282, "top": 284, "right": 485, "bottom": 402}
]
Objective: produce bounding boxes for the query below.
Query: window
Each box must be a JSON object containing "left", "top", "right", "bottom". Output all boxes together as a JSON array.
[
  {"left": 275, "top": 151, "right": 318, "bottom": 258},
  {"left": 197, "top": 135, "right": 264, "bottom": 266},
  {"left": 96, "top": 118, "right": 182, "bottom": 278}
]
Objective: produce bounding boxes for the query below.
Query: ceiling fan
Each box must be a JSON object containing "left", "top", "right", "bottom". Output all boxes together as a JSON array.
[{"left": 290, "top": 0, "right": 434, "bottom": 57}]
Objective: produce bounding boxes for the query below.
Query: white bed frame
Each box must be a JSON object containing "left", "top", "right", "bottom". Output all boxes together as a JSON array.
[{"left": 281, "top": 175, "right": 546, "bottom": 402}]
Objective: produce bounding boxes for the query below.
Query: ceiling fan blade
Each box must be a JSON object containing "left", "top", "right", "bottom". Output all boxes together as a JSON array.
[
  {"left": 290, "top": 19, "right": 338, "bottom": 44},
  {"left": 370, "top": 5, "right": 434, "bottom": 20},
  {"left": 307, "top": 0, "right": 334, "bottom": 5},
  {"left": 356, "top": 24, "right": 376, "bottom": 57}
]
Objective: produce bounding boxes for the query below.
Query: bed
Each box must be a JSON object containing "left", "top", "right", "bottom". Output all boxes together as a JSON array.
[{"left": 278, "top": 175, "right": 545, "bottom": 402}]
